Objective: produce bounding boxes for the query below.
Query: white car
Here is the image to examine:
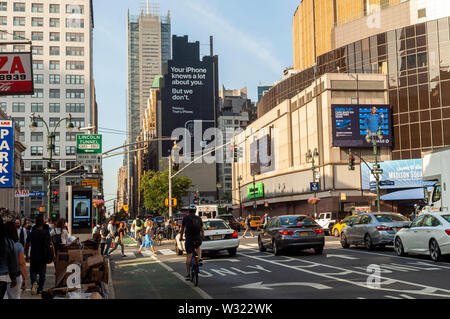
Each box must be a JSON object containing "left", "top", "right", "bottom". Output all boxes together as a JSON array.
[
  {"left": 175, "top": 219, "right": 240, "bottom": 256},
  {"left": 394, "top": 212, "right": 450, "bottom": 262}
]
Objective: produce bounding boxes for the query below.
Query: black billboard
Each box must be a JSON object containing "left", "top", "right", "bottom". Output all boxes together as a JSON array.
[
  {"left": 250, "top": 134, "right": 275, "bottom": 176},
  {"left": 161, "top": 36, "right": 218, "bottom": 156},
  {"left": 331, "top": 104, "right": 392, "bottom": 147},
  {"left": 72, "top": 190, "right": 92, "bottom": 229}
]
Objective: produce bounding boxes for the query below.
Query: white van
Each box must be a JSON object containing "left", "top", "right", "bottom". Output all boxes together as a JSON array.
[{"left": 196, "top": 205, "right": 219, "bottom": 220}]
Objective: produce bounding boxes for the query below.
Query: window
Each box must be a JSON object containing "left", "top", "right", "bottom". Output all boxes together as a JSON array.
[
  {"left": 31, "top": 132, "right": 43, "bottom": 142},
  {"left": 0, "top": 2, "right": 6, "bottom": 11},
  {"left": 31, "top": 103, "right": 43, "bottom": 112},
  {"left": 54, "top": 133, "right": 60, "bottom": 142},
  {"left": 66, "top": 5, "right": 84, "bottom": 14},
  {"left": 360, "top": 215, "right": 372, "bottom": 224},
  {"left": 49, "top": 32, "right": 60, "bottom": 41},
  {"left": 66, "top": 133, "right": 77, "bottom": 141},
  {"left": 31, "top": 176, "right": 44, "bottom": 186},
  {"left": 66, "top": 61, "right": 84, "bottom": 70},
  {"left": 31, "top": 17, "right": 43, "bottom": 27},
  {"left": 49, "top": 103, "right": 60, "bottom": 113},
  {"left": 0, "top": 16, "right": 5, "bottom": 25},
  {"left": 49, "top": 118, "right": 59, "bottom": 127},
  {"left": 66, "top": 75, "right": 84, "bottom": 84},
  {"left": 31, "top": 32, "right": 43, "bottom": 41},
  {"left": 0, "top": 32, "right": 6, "bottom": 41},
  {"left": 49, "top": 74, "right": 60, "bottom": 84},
  {"left": 12, "top": 103, "right": 25, "bottom": 112},
  {"left": 66, "top": 89, "right": 85, "bottom": 99},
  {"left": 31, "top": 146, "right": 44, "bottom": 156},
  {"left": 33, "top": 74, "right": 43, "bottom": 84},
  {"left": 13, "top": 45, "right": 25, "bottom": 52},
  {"left": 19, "top": 132, "right": 24, "bottom": 142},
  {"left": 31, "top": 161, "right": 43, "bottom": 170},
  {"left": 14, "top": 117, "right": 25, "bottom": 127},
  {"left": 66, "top": 32, "right": 84, "bottom": 42},
  {"left": 49, "top": 89, "right": 60, "bottom": 99},
  {"left": 432, "top": 184, "right": 441, "bottom": 203},
  {"left": 49, "top": 18, "right": 59, "bottom": 27},
  {"left": 31, "top": 3, "right": 43, "bottom": 13},
  {"left": 66, "top": 103, "right": 84, "bottom": 112},
  {"left": 71, "top": 118, "right": 85, "bottom": 127},
  {"left": 13, "top": 3, "right": 25, "bottom": 12},
  {"left": 13, "top": 31, "right": 25, "bottom": 40},
  {"left": 33, "top": 60, "right": 43, "bottom": 70},
  {"left": 422, "top": 215, "right": 441, "bottom": 227},
  {"left": 49, "top": 60, "right": 60, "bottom": 70},
  {"left": 0, "top": 102, "right": 5, "bottom": 111},
  {"left": 49, "top": 46, "right": 59, "bottom": 55},
  {"left": 374, "top": 214, "right": 409, "bottom": 222},
  {"left": 13, "top": 17, "right": 25, "bottom": 26},
  {"left": 32, "top": 46, "right": 43, "bottom": 55},
  {"left": 65, "top": 146, "right": 76, "bottom": 156},
  {"left": 32, "top": 89, "right": 43, "bottom": 98},
  {"left": 66, "top": 18, "right": 84, "bottom": 28},
  {"left": 66, "top": 47, "right": 84, "bottom": 56},
  {"left": 66, "top": 161, "right": 78, "bottom": 170},
  {"left": 49, "top": 4, "right": 60, "bottom": 13},
  {"left": 54, "top": 146, "right": 60, "bottom": 156}
]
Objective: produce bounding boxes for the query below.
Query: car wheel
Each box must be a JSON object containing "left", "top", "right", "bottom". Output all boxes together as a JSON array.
[
  {"left": 341, "top": 233, "right": 350, "bottom": 248},
  {"left": 258, "top": 237, "right": 266, "bottom": 252},
  {"left": 334, "top": 229, "right": 340, "bottom": 237},
  {"left": 228, "top": 248, "right": 237, "bottom": 257},
  {"left": 314, "top": 246, "right": 324, "bottom": 255},
  {"left": 365, "top": 234, "right": 375, "bottom": 251},
  {"left": 430, "top": 239, "right": 442, "bottom": 262},
  {"left": 394, "top": 237, "right": 406, "bottom": 257},
  {"left": 272, "top": 240, "right": 281, "bottom": 256},
  {"left": 175, "top": 244, "right": 183, "bottom": 256}
]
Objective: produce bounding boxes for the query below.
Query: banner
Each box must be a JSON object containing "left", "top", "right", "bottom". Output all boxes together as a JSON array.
[
  {"left": 0, "top": 52, "right": 34, "bottom": 96},
  {"left": 0, "top": 119, "right": 14, "bottom": 188}
]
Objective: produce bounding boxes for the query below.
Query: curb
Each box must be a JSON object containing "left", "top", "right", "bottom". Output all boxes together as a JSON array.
[{"left": 106, "top": 258, "right": 115, "bottom": 299}]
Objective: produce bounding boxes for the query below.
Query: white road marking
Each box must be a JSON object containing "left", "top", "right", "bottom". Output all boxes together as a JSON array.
[
  {"left": 326, "top": 254, "right": 359, "bottom": 260},
  {"left": 203, "top": 259, "right": 240, "bottom": 263},
  {"left": 399, "top": 294, "right": 416, "bottom": 299},
  {"left": 385, "top": 295, "right": 402, "bottom": 299},
  {"left": 159, "top": 249, "right": 176, "bottom": 255},
  {"left": 233, "top": 281, "right": 331, "bottom": 291}
]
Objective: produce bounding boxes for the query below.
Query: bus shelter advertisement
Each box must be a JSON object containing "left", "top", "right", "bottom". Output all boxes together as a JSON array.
[
  {"left": 0, "top": 52, "right": 34, "bottom": 95},
  {"left": 331, "top": 104, "right": 392, "bottom": 147}
]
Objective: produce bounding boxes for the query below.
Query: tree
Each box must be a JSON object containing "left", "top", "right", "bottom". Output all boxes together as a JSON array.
[{"left": 139, "top": 170, "right": 192, "bottom": 216}]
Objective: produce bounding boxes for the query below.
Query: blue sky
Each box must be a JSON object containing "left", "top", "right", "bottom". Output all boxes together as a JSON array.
[{"left": 93, "top": 0, "right": 299, "bottom": 211}]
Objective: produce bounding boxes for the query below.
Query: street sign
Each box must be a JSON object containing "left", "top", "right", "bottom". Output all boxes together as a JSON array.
[
  {"left": 82, "top": 180, "right": 99, "bottom": 188},
  {"left": 15, "top": 190, "right": 29, "bottom": 197},
  {"left": 0, "top": 53, "right": 34, "bottom": 96},
  {"left": 80, "top": 173, "right": 100, "bottom": 180},
  {"left": 44, "top": 168, "right": 57, "bottom": 174},
  {"left": 165, "top": 198, "right": 177, "bottom": 208},
  {"left": 30, "top": 191, "right": 46, "bottom": 197},
  {"left": 310, "top": 182, "right": 320, "bottom": 192},
  {"left": 76, "top": 135, "right": 102, "bottom": 154},
  {"left": 0, "top": 119, "right": 14, "bottom": 188},
  {"left": 76, "top": 154, "right": 102, "bottom": 167}
]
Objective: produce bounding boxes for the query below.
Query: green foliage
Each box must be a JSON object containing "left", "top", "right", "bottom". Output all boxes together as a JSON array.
[
  {"left": 113, "top": 209, "right": 128, "bottom": 222},
  {"left": 139, "top": 170, "right": 192, "bottom": 217}
]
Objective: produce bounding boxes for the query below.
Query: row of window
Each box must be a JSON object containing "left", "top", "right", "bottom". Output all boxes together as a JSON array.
[
  {"left": 20, "top": 132, "right": 82, "bottom": 143},
  {"left": 29, "top": 146, "right": 79, "bottom": 157},
  {"left": 26, "top": 89, "right": 85, "bottom": 99},
  {"left": 28, "top": 60, "right": 84, "bottom": 70},
  {"left": 7, "top": 17, "right": 85, "bottom": 30},
  {"left": 0, "top": 3, "right": 84, "bottom": 14},
  {"left": 3, "top": 102, "right": 86, "bottom": 113},
  {"left": 13, "top": 117, "right": 85, "bottom": 128},
  {"left": 33, "top": 74, "right": 85, "bottom": 85},
  {"left": 29, "top": 45, "right": 84, "bottom": 56}
]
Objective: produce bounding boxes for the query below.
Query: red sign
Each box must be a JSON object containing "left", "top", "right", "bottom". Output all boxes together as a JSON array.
[
  {"left": 0, "top": 52, "right": 34, "bottom": 96},
  {"left": 15, "top": 190, "right": 29, "bottom": 197}
]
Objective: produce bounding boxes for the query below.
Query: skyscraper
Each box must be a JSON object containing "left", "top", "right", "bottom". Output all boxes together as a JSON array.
[{"left": 126, "top": 2, "right": 171, "bottom": 215}]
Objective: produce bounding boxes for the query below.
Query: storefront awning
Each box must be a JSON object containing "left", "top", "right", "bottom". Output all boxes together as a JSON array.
[{"left": 381, "top": 188, "right": 426, "bottom": 201}]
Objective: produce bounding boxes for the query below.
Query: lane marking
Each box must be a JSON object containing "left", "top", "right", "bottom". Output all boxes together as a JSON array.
[
  {"left": 233, "top": 281, "right": 331, "bottom": 291},
  {"left": 159, "top": 249, "right": 176, "bottom": 255},
  {"left": 326, "top": 254, "right": 359, "bottom": 260},
  {"left": 385, "top": 295, "right": 402, "bottom": 299},
  {"left": 399, "top": 294, "right": 416, "bottom": 299}
]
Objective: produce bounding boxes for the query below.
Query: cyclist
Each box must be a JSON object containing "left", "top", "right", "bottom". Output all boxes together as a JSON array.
[
  {"left": 132, "top": 216, "right": 144, "bottom": 246},
  {"left": 179, "top": 210, "right": 205, "bottom": 281}
]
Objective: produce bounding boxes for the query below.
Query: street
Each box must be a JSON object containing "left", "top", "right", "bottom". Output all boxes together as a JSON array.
[{"left": 108, "top": 234, "right": 450, "bottom": 300}]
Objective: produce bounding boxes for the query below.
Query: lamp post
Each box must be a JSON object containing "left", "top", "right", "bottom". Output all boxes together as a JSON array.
[
  {"left": 366, "top": 129, "right": 383, "bottom": 213},
  {"left": 251, "top": 173, "right": 257, "bottom": 217},
  {"left": 30, "top": 113, "right": 75, "bottom": 219},
  {"left": 237, "top": 175, "right": 243, "bottom": 218},
  {"left": 217, "top": 183, "right": 222, "bottom": 208},
  {"left": 306, "top": 148, "right": 320, "bottom": 218},
  {"left": 168, "top": 142, "right": 181, "bottom": 218}
]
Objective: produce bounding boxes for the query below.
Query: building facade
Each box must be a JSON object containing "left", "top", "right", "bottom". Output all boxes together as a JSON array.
[{"left": 1, "top": 0, "right": 95, "bottom": 218}]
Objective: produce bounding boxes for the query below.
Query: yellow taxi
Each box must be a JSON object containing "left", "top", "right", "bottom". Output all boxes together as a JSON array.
[
  {"left": 331, "top": 215, "right": 359, "bottom": 237},
  {"left": 250, "top": 216, "right": 263, "bottom": 229}
]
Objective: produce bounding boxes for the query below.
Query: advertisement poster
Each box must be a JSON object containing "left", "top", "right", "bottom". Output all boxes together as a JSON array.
[
  {"left": 72, "top": 192, "right": 92, "bottom": 229},
  {"left": 0, "top": 53, "right": 34, "bottom": 96},
  {"left": 331, "top": 104, "right": 392, "bottom": 147},
  {"left": 249, "top": 135, "right": 275, "bottom": 176}
]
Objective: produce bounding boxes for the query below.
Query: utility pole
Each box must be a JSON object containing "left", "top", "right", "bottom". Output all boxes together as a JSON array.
[
  {"left": 169, "top": 152, "right": 173, "bottom": 218},
  {"left": 252, "top": 173, "right": 257, "bottom": 217},
  {"left": 306, "top": 148, "right": 320, "bottom": 218},
  {"left": 237, "top": 176, "right": 243, "bottom": 219}
]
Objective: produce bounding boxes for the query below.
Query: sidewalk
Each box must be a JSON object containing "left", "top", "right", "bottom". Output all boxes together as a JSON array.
[{"left": 21, "top": 263, "right": 55, "bottom": 300}]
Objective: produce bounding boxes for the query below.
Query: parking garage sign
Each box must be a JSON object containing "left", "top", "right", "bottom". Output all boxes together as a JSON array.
[
  {"left": 0, "top": 53, "right": 34, "bottom": 96},
  {"left": 0, "top": 120, "right": 14, "bottom": 188}
]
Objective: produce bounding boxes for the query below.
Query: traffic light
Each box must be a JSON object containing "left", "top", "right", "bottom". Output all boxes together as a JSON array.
[
  {"left": 52, "top": 190, "right": 59, "bottom": 203},
  {"left": 348, "top": 154, "right": 356, "bottom": 171},
  {"left": 233, "top": 147, "right": 238, "bottom": 163},
  {"left": 193, "top": 193, "right": 199, "bottom": 205}
]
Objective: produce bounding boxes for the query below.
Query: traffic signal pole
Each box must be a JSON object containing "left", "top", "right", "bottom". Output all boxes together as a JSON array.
[{"left": 169, "top": 153, "right": 173, "bottom": 218}]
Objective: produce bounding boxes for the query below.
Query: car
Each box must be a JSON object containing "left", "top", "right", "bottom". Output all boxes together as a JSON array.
[
  {"left": 250, "top": 216, "right": 263, "bottom": 229},
  {"left": 316, "top": 212, "right": 343, "bottom": 235},
  {"left": 175, "top": 219, "right": 240, "bottom": 256},
  {"left": 258, "top": 215, "right": 325, "bottom": 256},
  {"left": 218, "top": 214, "right": 241, "bottom": 232},
  {"left": 394, "top": 212, "right": 450, "bottom": 262},
  {"left": 340, "top": 212, "right": 410, "bottom": 250},
  {"left": 331, "top": 215, "right": 359, "bottom": 237}
]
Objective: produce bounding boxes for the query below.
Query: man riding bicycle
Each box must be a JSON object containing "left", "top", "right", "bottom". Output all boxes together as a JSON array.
[{"left": 180, "top": 210, "right": 205, "bottom": 281}]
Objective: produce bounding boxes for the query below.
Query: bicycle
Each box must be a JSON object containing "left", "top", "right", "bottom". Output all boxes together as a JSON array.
[{"left": 190, "top": 254, "right": 200, "bottom": 287}]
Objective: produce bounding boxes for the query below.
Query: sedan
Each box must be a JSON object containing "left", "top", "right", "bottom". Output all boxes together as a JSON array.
[
  {"left": 258, "top": 215, "right": 325, "bottom": 256},
  {"left": 341, "top": 212, "right": 410, "bottom": 250},
  {"left": 331, "top": 215, "right": 359, "bottom": 237},
  {"left": 218, "top": 214, "right": 241, "bottom": 232},
  {"left": 175, "top": 219, "right": 240, "bottom": 256},
  {"left": 394, "top": 213, "right": 450, "bottom": 262}
]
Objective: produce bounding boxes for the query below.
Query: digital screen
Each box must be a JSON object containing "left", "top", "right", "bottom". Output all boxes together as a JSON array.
[
  {"left": 331, "top": 104, "right": 392, "bottom": 147},
  {"left": 249, "top": 134, "right": 275, "bottom": 176},
  {"left": 72, "top": 192, "right": 92, "bottom": 229}
]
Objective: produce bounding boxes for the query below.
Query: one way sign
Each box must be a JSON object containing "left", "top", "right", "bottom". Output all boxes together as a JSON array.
[{"left": 0, "top": 120, "right": 14, "bottom": 188}]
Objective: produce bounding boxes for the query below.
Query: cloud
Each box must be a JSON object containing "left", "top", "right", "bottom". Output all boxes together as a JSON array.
[{"left": 183, "top": 1, "right": 283, "bottom": 76}]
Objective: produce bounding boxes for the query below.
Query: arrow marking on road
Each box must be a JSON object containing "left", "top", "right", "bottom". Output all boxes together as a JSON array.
[
  {"left": 326, "top": 254, "right": 359, "bottom": 260},
  {"left": 233, "top": 282, "right": 331, "bottom": 291}
]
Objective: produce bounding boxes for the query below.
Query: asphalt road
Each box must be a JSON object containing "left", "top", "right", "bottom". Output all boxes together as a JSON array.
[{"left": 109, "top": 235, "right": 450, "bottom": 299}]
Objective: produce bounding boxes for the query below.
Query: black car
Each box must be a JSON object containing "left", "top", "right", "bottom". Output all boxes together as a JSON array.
[
  {"left": 218, "top": 214, "right": 241, "bottom": 232},
  {"left": 258, "top": 215, "right": 325, "bottom": 255}
]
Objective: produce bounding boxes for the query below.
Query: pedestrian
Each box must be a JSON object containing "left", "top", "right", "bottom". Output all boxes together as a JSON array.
[
  {"left": 262, "top": 212, "right": 270, "bottom": 228},
  {"left": 0, "top": 218, "right": 19, "bottom": 298},
  {"left": 92, "top": 221, "right": 102, "bottom": 243},
  {"left": 25, "top": 216, "right": 52, "bottom": 295},
  {"left": 108, "top": 222, "right": 127, "bottom": 257},
  {"left": 99, "top": 223, "right": 108, "bottom": 256},
  {"left": 3, "top": 222, "right": 27, "bottom": 299},
  {"left": 50, "top": 219, "right": 69, "bottom": 256},
  {"left": 18, "top": 219, "right": 29, "bottom": 249},
  {"left": 130, "top": 222, "right": 135, "bottom": 240},
  {"left": 138, "top": 220, "right": 158, "bottom": 254},
  {"left": 242, "top": 214, "right": 254, "bottom": 238},
  {"left": 103, "top": 219, "right": 116, "bottom": 257},
  {"left": 132, "top": 216, "right": 144, "bottom": 245}
]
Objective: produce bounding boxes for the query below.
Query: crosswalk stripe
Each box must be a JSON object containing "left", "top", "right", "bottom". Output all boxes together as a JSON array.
[{"left": 159, "top": 249, "right": 176, "bottom": 255}]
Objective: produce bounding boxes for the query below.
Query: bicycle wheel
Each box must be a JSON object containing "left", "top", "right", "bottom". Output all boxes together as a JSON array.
[{"left": 193, "top": 265, "right": 199, "bottom": 287}]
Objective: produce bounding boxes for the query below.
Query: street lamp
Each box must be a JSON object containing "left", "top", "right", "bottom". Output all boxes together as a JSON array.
[
  {"left": 237, "top": 175, "right": 243, "bottom": 218},
  {"left": 366, "top": 129, "right": 383, "bottom": 213},
  {"left": 306, "top": 148, "right": 320, "bottom": 218},
  {"left": 29, "top": 113, "right": 74, "bottom": 219},
  {"left": 217, "top": 183, "right": 222, "bottom": 208},
  {"left": 168, "top": 141, "right": 181, "bottom": 218}
]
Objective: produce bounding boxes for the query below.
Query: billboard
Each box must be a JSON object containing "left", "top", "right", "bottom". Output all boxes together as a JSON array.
[
  {"left": 331, "top": 104, "right": 392, "bottom": 147},
  {"left": 72, "top": 191, "right": 92, "bottom": 229},
  {"left": 361, "top": 159, "right": 423, "bottom": 190},
  {"left": 0, "top": 119, "right": 14, "bottom": 188},
  {"left": 250, "top": 134, "right": 275, "bottom": 176},
  {"left": 0, "top": 53, "right": 34, "bottom": 96},
  {"left": 247, "top": 182, "right": 264, "bottom": 199}
]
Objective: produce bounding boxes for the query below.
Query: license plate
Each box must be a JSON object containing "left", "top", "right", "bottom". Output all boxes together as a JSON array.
[
  {"left": 212, "top": 235, "right": 222, "bottom": 240},
  {"left": 300, "top": 232, "right": 310, "bottom": 237}
]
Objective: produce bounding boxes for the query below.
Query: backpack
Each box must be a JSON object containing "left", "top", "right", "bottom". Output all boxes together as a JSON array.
[
  {"left": 19, "top": 227, "right": 26, "bottom": 247},
  {"left": 51, "top": 229, "right": 62, "bottom": 247},
  {"left": 135, "top": 219, "right": 142, "bottom": 227},
  {"left": 43, "top": 232, "right": 55, "bottom": 264},
  {"left": 190, "top": 215, "right": 203, "bottom": 233},
  {"left": 101, "top": 225, "right": 109, "bottom": 237}
]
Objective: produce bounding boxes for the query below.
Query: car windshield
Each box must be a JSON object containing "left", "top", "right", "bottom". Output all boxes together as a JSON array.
[
  {"left": 203, "top": 220, "right": 230, "bottom": 230},
  {"left": 251, "top": 217, "right": 261, "bottom": 220},
  {"left": 374, "top": 214, "right": 408, "bottom": 222},
  {"left": 280, "top": 216, "right": 317, "bottom": 227},
  {"left": 442, "top": 215, "right": 450, "bottom": 223}
]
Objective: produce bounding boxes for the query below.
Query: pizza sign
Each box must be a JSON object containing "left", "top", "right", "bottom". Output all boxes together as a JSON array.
[{"left": 0, "top": 52, "right": 34, "bottom": 96}]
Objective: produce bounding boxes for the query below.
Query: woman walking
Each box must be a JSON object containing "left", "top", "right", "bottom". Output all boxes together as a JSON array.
[
  {"left": 108, "top": 222, "right": 127, "bottom": 257},
  {"left": 4, "top": 222, "right": 27, "bottom": 299},
  {"left": 138, "top": 220, "right": 158, "bottom": 254},
  {"left": 242, "top": 214, "right": 255, "bottom": 238},
  {"left": 0, "top": 218, "right": 18, "bottom": 298}
]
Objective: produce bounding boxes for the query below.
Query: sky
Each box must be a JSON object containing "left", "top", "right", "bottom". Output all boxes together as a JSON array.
[{"left": 92, "top": 0, "right": 300, "bottom": 211}]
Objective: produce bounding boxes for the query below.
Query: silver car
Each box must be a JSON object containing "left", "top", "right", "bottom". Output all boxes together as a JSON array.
[{"left": 341, "top": 212, "right": 410, "bottom": 250}]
